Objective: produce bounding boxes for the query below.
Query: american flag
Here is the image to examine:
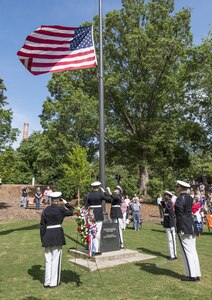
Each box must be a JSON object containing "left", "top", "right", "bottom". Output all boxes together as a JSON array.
[{"left": 17, "top": 25, "right": 97, "bottom": 75}]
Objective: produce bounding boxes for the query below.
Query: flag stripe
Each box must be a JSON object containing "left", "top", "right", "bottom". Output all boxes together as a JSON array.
[
  {"left": 40, "top": 24, "right": 76, "bottom": 31},
  {"left": 25, "top": 40, "right": 70, "bottom": 48},
  {"left": 30, "top": 63, "right": 97, "bottom": 75},
  {"left": 25, "top": 35, "right": 70, "bottom": 45},
  {"left": 29, "top": 31, "right": 74, "bottom": 41},
  {"left": 18, "top": 47, "right": 95, "bottom": 59},
  {"left": 21, "top": 44, "right": 70, "bottom": 52},
  {"left": 17, "top": 25, "right": 97, "bottom": 75},
  {"left": 31, "top": 29, "right": 74, "bottom": 38},
  {"left": 32, "top": 55, "right": 96, "bottom": 68}
]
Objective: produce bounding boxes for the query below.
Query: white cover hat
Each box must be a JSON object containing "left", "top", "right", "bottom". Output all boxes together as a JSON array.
[
  {"left": 49, "top": 191, "right": 62, "bottom": 198},
  {"left": 164, "top": 191, "right": 173, "bottom": 197},
  {"left": 91, "top": 181, "right": 101, "bottom": 187},
  {"left": 115, "top": 185, "right": 122, "bottom": 193},
  {"left": 177, "top": 180, "right": 190, "bottom": 188}
]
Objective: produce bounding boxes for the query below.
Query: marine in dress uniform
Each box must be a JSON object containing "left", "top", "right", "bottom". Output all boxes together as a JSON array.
[
  {"left": 162, "top": 191, "right": 177, "bottom": 260},
  {"left": 40, "top": 192, "right": 74, "bottom": 288},
  {"left": 84, "top": 181, "right": 111, "bottom": 254},
  {"left": 175, "top": 180, "right": 201, "bottom": 282},
  {"left": 107, "top": 185, "right": 124, "bottom": 248}
]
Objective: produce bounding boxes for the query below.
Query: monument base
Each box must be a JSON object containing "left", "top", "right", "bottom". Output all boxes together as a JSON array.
[{"left": 68, "top": 248, "right": 156, "bottom": 272}]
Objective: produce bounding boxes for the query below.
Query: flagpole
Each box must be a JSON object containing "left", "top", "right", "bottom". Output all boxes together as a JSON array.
[
  {"left": 98, "top": 0, "right": 105, "bottom": 189},
  {"left": 98, "top": 0, "right": 109, "bottom": 222}
]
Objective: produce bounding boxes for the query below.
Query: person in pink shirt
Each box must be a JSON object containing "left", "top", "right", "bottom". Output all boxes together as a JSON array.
[
  {"left": 44, "top": 186, "right": 53, "bottom": 205},
  {"left": 121, "top": 198, "right": 128, "bottom": 230},
  {"left": 192, "top": 197, "right": 202, "bottom": 236}
]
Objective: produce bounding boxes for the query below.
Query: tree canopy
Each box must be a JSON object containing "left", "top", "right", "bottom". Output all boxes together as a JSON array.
[
  {"left": 0, "top": 78, "right": 18, "bottom": 153},
  {"left": 1, "top": 0, "right": 211, "bottom": 198}
]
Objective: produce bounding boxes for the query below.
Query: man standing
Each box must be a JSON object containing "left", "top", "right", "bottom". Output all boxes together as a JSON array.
[
  {"left": 157, "top": 193, "right": 164, "bottom": 218},
  {"left": 130, "top": 195, "right": 141, "bottom": 231},
  {"left": 35, "top": 186, "right": 43, "bottom": 210},
  {"left": 84, "top": 181, "right": 111, "bottom": 254},
  {"left": 40, "top": 192, "right": 74, "bottom": 288},
  {"left": 107, "top": 185, "right": 124, "bottom": 248},
  {"left": 175, "top": 180, "right": 201, "bottom": 282},
  {"left": 162, "top": 191, "right": 177, "bottom": 260},
  {"left": 20, "top": 186, "right": 28, "bottom": 208}
]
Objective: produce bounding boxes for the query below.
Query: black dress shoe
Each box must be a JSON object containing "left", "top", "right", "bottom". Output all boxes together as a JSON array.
[
  {"left": 43, "top": 284, "right": 49, "bottom": 288},
  {"left": 94, "top": 252, "right": 102, "bottom": 256},
  {"left": 195, "top": 277, "right": 201, "bottom": 281},
  {"left": 181, "top": 276, "right": 198, "bottom": 282},
  {"left": 167, "top": 256, "right": 177, "bottom": 260}
]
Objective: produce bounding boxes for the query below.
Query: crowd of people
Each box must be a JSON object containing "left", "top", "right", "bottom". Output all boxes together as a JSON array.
[
  {"left": 157, "top": 183, "right": 212, "bottom": 237},
  {"left": 156, "top": 180, "right": 212, "bottom": 283},
  {"left": 19, "top": 185, "right": 53, "bottom": 209},
  {"left": 17, "top": 180, "right": 212, "bottom": 288}
]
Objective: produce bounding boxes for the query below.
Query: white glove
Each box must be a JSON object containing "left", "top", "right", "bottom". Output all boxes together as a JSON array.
[
  {"left": 99, "top": 187, "right": 105, "bottom": 193},
  {"left": 62, "top": 199, "right": 67, "bottom": 204},
  {"left": 106, "top": 187, "right": 112, "bottom": 195}
]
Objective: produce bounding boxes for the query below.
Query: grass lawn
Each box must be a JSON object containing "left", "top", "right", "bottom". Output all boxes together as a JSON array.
[{"left": 0, "top": 219, "right": 211, "bottom": 300}]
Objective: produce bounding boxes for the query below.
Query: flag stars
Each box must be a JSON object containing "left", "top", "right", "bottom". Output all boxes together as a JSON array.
[{"left": 70, "top": 26, "right": 93, "bottom": 50}]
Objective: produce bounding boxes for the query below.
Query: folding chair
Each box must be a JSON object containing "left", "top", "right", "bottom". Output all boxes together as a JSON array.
[{"left": 205, "top": 214, "right": 212, "bottom": 233}]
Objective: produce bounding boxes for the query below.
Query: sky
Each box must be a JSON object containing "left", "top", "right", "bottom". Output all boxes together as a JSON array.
[{"left": 0, "top": 0, "right": 211, "bottom": 148}]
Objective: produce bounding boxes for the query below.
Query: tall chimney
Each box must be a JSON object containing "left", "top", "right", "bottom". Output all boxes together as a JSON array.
[{"left": 23, "top": 122, "right": 29, "bottom": 140}]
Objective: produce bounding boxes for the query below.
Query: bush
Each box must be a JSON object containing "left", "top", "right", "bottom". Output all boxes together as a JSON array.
[{"left": 147, "top": 178, "right": 164, "bottom": 203}]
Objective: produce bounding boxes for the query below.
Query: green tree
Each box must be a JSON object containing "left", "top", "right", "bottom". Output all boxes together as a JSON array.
[
  {"left": 38, "top": 71, "right": 99, "bottom": 189},
  {"left": 0, "top": 148, "right": 19, "bottom": 183},
  {"left": 0, "top": 77, "right": 18, "bottom": 153},
  {"left": 192, "top": 32, "right": 212, "bottom": 142},
  {"left": 40, "top": 71, "right": 99, "bottom": 161},
  {"left": 16, "top": 131, "right": 49, "bottom": 184},
  {"left": 102, "top": 0, "right": 211, "bottom": 194},
  {"left": 32, "top": 0, "right": 211, "bottom": 198},
  {"left": 63, "top": 145, "right": 92, "bottom": 205}
]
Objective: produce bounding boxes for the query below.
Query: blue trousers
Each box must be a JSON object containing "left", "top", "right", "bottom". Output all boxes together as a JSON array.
[
  {"left": 35, "top": 197, "right": 40, "bottom": 209},
  {"left": 132, "top": 211, "right": 141, "bottom": 230}
]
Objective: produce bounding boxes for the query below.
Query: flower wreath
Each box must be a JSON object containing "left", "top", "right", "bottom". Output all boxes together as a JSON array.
[{"left": 75, "top": 207, "right": 97, "bottom": 257}]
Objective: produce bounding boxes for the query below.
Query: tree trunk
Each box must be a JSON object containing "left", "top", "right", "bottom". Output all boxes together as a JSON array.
[{"left": 138, "top": 165, "right": 149, "bottom": 196}]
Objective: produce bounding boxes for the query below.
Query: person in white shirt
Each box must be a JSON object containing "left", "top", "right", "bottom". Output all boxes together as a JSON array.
[
  {"left": 131, "top": 195, "right": 141, "bottom": 231},
  {"left": 171, "top": 192, "right": 177, "bottom": 205},
  {"left": 157, "top": 194, "right": 164, "bottom": 218}
]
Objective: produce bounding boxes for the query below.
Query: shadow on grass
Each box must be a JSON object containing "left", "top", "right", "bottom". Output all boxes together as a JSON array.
[
  {"left": 137, "top": 247, "right": 167, "bottom": 258},
  {"left": 126, "top": 226, "right": 136, "bottom": 230},
  {"left": 0, "top": 202, "right": 11, "bottom": 209},
  {"left": 22, "top": 297, "right": 40, "bottom": 300},
  {"left": 151, "top": 229, "right": 165, "bottom": 233},
  {"left": 135, "top": 262, "right": 182, "bottom": 279},
  {"left": 28, "top": 264, "right": 82, "bottom": 287},
  {"left": 201, "top": 231, "right": 212, "bottom": 236},
  {"left": 0, "top": 224, "right": 40, "bottom": 235},
  {"left": 65, "top": 233, "right": 85, "bottom": 247}
]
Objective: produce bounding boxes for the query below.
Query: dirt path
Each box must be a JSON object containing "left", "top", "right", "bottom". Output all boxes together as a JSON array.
[{"left": 0, "top": 184, "right": 161, "bottom": 223}]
